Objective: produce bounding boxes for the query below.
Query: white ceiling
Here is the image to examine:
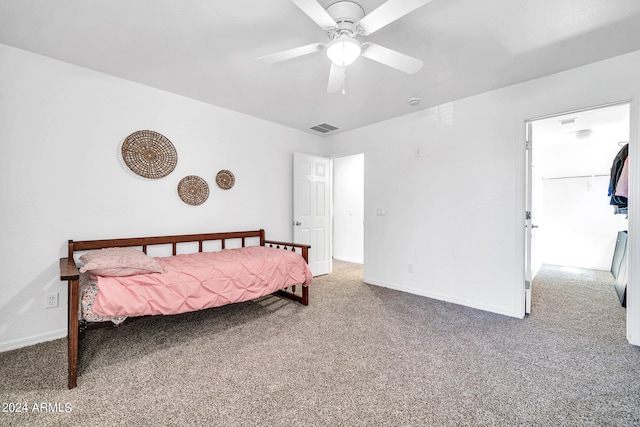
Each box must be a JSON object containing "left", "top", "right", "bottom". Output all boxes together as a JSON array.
[
  {"left": 2, "top": 0, "right": 640, "bottom": 136},
  {"left": 533, "top": 103, "right": 630, "bottom": 147},
  {"left": 532, "top": 102, "right": 630, "bottom": 178}
]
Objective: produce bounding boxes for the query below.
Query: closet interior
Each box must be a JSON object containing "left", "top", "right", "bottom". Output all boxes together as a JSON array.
[{"left": 531, "top": 103, "right": 630, "bottom": 306}]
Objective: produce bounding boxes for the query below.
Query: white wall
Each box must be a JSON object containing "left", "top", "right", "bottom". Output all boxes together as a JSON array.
[
  {"left": 0, "top": 44, "right": 325, "bottom": 351},
  {"left": 540, "top": 176, "right": 628, "bottom": 270},
  {"left": 333, "top": 154, "right": 364, "bottom": 264},
  {"left": 328, "top": 102, "right": 522, "bottom": 317},
  {"left": 325, "top": 50, "right": 640, "bottom": 342}
]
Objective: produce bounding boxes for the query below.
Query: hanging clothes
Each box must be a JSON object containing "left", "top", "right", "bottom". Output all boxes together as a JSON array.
[
  {"left": 616, "top": 156, "right": 629, "bottom": 199},
  {"left": 609, "top": 144, "right": 628, "bottom": 208}
]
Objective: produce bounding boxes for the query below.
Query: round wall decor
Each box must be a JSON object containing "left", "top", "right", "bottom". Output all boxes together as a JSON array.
[
  {"left": 216, "top": 170, "right": 235, "bottom": 190},
  {"left": 121, "top": 130, "right": 177, "bottom": 179},
  {"left": 178, "top": 175, "right": 209, "bottom": 206}
]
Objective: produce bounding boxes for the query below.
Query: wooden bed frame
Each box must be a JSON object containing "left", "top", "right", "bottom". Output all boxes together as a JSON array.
[{"left": 59, "top": 229, "right": 310, "bottom": 389}]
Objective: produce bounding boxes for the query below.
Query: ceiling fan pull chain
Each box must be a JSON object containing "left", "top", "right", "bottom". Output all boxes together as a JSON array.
[{"left": 342, "top": 66, "right": 346, "bottom": 95}]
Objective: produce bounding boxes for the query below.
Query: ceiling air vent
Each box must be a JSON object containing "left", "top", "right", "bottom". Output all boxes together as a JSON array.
[{"left": 310, "top": 123, "right": 339, "bottom": 133}]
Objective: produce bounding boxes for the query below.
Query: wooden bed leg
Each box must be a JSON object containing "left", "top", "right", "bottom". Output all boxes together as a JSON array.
[
  {"left": 68, "top": 278, "right": 79, "bottom": 389},
  {"left": 275, "top": 285, "right": 309, "bottom": 306}
]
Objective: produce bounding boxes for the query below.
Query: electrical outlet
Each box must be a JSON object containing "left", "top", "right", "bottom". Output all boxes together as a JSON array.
[
  {"left": 407, "top": 264, "right": 413, "bottom": 273},
  {"left": 45, "top": 292, "right": 59, "bottom": 309}
]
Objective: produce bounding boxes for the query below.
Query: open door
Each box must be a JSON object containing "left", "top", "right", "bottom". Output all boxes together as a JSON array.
[
  {"left": 293, "top": 152, "right": 331, "bottom": 276},
  {"left": 525, "top": 121, "right": 535, "bottom": 314}
]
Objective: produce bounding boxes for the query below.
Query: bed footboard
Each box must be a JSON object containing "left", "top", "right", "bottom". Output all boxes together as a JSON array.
[
  {"left": 264, "top": 239, "right": 309, "bottom": 264},
  {"left": 265, "top": 239, "right": 310, "bottom": 306}
]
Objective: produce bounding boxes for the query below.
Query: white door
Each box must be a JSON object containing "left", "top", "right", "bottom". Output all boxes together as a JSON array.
[
  {"left": 524, "top": 121, "right": 540, "bottom": 314},
  {"left": 293, "top": 152, "right": 331, "bottom": 276},
  {"left": 524, "top": 122, "right": 533, "bottom": 314}
]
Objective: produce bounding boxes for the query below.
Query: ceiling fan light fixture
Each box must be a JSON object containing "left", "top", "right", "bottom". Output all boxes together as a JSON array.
[{"left": 327, "top": 36, "right": 361, "bottom": 66}]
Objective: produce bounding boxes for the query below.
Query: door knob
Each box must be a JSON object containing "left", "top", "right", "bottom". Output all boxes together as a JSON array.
[{"left": 294, "top": 221, "right": 302, "bottom": 226}]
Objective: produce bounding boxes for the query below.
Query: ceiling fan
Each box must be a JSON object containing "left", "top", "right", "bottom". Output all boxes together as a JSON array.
[{"left": 258, "top": 0, "right": 432, "bottom": 94}]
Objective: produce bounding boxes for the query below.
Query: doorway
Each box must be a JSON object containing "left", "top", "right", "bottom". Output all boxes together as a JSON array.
[
  {"left": 332, "top": 153, "right": 364, "bottom": 265},
  {"left": 525, "top": 102, "right": 631, "bottom": 313}
]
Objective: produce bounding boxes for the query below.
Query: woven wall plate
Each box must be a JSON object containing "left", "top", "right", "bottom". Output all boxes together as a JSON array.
[
  {"left": 121, "top": 130, "right": 177, "bottom": 179},
  {"left": 216, "top": 170, "right": 235, "bottom": 190},
  {"left": 178, "top": 175, "right": 209, "bottom": 206}
]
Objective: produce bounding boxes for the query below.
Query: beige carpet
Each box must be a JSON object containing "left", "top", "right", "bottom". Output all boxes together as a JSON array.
[{"left": 1, "top": 261, "right": 639, "bottom": 426}]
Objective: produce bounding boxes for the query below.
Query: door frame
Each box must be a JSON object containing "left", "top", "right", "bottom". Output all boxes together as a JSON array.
[
  {"left": 331, "top": 153, "right": 365, "bottom": 265},
  {"left": 520, "top": 99, "right": 639, "bottom": 345}
]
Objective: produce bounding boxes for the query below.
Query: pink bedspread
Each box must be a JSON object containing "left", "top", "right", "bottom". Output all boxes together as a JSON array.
[{"left": 92, "top": 246, "right": 312, "bottom": 317}]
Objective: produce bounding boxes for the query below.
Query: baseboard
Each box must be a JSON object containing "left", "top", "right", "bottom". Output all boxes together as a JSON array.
[
  {"left": 363, "top": 277, "right": 523, "bottom": 319},
  {"left": 0, "top": 329, "right": 66, "bottom": 353},
  {"left": 333, "top": 256, "right": 363, "bottom": 264}
]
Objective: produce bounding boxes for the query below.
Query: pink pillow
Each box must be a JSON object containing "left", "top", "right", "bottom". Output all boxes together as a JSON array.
[{"left": 79, "top": 247, "right": 164, "bottom": 276}]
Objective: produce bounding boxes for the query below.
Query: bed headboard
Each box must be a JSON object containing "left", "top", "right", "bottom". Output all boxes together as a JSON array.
[
  {"left": 64, "top": 229, "right": 310, "bottom": 278},
  {"left": 67, "top": 229, "right": 267, "bottom": 259}
]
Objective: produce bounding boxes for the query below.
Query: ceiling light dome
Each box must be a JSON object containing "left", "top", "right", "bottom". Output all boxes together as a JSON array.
[
  {"left": 575, "top": 129, "right": 594, "bottom": 139},
  {"left": 327, "top": 35, "right": 361, "bottom": 66}
]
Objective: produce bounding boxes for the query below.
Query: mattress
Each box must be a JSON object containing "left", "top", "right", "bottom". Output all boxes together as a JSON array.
[
  {"left": 80, "top": 273, "right": 127, "bottom": 325},
  {"left": 81, "top": 246, "right": 312, "bottom": 321}
]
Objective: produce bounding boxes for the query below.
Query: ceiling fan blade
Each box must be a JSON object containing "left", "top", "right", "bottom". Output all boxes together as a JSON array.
[
  {"left": 327, "top": 62, "right": 345, "bottom": 93},
  {"left": 291, "top": 0, "right": 338, "bottom": 30},
  {"left": 358, "top": 0, "right": 433, "bottom": 35},
  {"left": 361, "top": 43, "right": 423, "bottom": 74},
  {"left": 257, "top": 43, "right": 324, "bottom": 63}
]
